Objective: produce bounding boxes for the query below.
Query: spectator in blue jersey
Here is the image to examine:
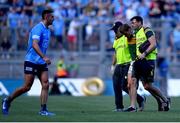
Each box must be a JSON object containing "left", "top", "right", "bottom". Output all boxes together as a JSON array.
[
  {"left": 52, "top": 15, "right": 64, "bottom": 49},
  {"left": 157, "top": 55, "right": 169, "bottom": 97},
  {"left": 2, "top": 9, "right": 55, "bottom": 116},
  {"left": 7, "top": 7, "right": 19, "bottom": 50}
]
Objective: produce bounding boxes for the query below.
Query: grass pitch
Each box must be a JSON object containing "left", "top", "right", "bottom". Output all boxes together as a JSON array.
[{"left": 0, "top": 96, "right": 180, "bottom": 122}]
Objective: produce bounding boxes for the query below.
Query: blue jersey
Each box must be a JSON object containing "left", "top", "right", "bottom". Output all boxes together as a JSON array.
[{"left": 25, "top": 22, "right": 51, "bottom": 64}]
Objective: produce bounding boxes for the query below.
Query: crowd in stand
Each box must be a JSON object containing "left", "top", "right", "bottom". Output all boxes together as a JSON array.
[{"left": 0, "top": 0, "right": 180, "bottom": 58}]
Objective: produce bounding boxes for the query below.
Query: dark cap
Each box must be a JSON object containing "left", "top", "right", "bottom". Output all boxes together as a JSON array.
[{"left": 110, "top": 21, "right": 123, "bottom": 33}]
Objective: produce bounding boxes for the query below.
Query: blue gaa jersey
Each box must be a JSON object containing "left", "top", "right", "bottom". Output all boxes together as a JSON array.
[{"left": 25, "top": 22, "right": 50, "bottom": 64}]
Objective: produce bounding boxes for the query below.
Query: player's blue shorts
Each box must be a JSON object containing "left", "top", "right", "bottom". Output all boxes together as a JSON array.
[{"left": 24, "top": 61, "right": 48, "bottom": 75}]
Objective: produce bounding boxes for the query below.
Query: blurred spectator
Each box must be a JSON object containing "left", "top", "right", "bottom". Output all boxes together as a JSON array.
[
  {"left": 137, "top": 0, "right": 150, "bottom": 19},
  {"left": 164, "top": 0, "right": 176, "bottom": 15},
  {"left": 7, "top": 7, "right": 19, "bottom": 50},
  {"left": 67, "top": 18, "right": 80, "bottom": 51},
  {"left": 33, "top": 0, "right": 46, "bottom": 15},
  {"left": 0, "top": 21, "right": 10, "bottom": 41},
  {"left": 67, "top": 56, "right": 79, "bottom": 78},
  {"left": 52, "top": 15, "right": 64, "bottom": 49},
  {"left": 84, "top": 24, "right": 100, "bottom": 51},
  {"left": 85, "top": 22, "right": 93, "bottom": 41},
  {"left": 106, "top": 29, "right": 115, "bottom": 51},
  {"left": 84, "top": 1, "right": 96, "bottom": 15},
  {"left": 162, "top": 0, "right": 177, "bottom": 22},
  {"left": 157, "top": 55, "right": 169, "bottom": 97},
  {"left": 0, "top": 1, "right": 9, "bottom": 24},
  {"left": 54, "top": 55, "right": 69, "bottom": 82},
  {"left": 0, "top": 37, "right": 12, "bottom": 59},
  {"left": 112, "top": 0, "right": 125, "bottom": 17},
  {"left": 18, "top": 9, "right": 29, "bottom": 50},
  {"left": 66, "top": 1, "right": 78, "bottom": 19},
  {"left": 53, "top": 5, "right": 62, "bottom": 18},
  {"left": 125, "top": 4, "right": 137, "bottom": 20},
  {"left": 149, "top": 1, "right": 162, "bottom": 18},
  {"left": 8, "top": 0, "right": 23, "bottom": 14},
  {"left": 46, "top": 0, "right": 59, "bottom": 11},
  {"left": 98, "top": 8, "right": 111, "bottom": 23},
  {"left": 30, "top": 10, "right": 41, "bottom": 27},
  {"left": 80, "top": 11, "right": 95, "bottom": 50},
  {"left": 23, "top": 0, "right": 33, "bottom": 17},
  {"left": 170, "top": 22, "right": 180, "bottom": 61}
]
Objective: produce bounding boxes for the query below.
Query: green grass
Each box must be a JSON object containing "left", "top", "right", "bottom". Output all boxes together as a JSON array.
[{"left": 0, "top": 96, "right": 180, "bottom": 122}]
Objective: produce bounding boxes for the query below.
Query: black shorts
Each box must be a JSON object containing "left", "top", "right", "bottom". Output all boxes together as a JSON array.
[
  {"left": 24, "top": 61, "right": 48, "bottom": 75},
  {"left": 133, "top": 59, "right": 155, "bottom": 83}
]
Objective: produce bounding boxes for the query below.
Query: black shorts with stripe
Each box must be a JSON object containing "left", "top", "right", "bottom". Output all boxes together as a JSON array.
[
  {"left": 133, "top": 59, "right": 155, "bottom": 83},
  {"left": 24, "top": 61, "right": 48, "bottom": 75}
]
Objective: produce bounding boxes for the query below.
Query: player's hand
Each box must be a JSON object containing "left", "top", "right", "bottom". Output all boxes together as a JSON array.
[
  {"left": 138, "top": 52, "right": 146, "bottom": 60},
  {"left": 43, "top": 56, "right": 51, "bottom": 65},
  {"left": 110, "top": 65, "right": 115, "bottom": 74}
]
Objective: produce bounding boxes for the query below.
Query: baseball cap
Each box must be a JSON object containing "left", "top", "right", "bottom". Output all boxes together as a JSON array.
[{"left": 110, "top": 21, "right": 123, "bottom": 32}]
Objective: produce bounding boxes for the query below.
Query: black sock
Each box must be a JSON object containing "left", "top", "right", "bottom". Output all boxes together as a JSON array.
[
  {"left": 6, "top": 97, "right": 11, "bottom": 104},
  {"left": 41, "top": 104, "right": 47, "bottom": 111}
]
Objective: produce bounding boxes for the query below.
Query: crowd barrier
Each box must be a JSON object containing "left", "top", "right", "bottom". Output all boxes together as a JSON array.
[{"left": 0, "top": 78, "right": 180, "bottom": 97}]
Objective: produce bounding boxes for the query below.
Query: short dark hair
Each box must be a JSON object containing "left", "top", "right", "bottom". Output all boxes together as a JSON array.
[
  {"left": 130, "top": 16, "right": 143, "bottom": 24},
  {"left": 42, "top": 9, "right": 53, "bottom": 19}
]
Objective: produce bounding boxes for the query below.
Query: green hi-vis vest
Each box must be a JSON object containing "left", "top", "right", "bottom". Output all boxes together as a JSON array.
[
  {"left": 113, "top": 35, "right": 132, "bottom": 65},
  {"left": 136, "top": 27, "right": 157, "bottom": 60}
]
